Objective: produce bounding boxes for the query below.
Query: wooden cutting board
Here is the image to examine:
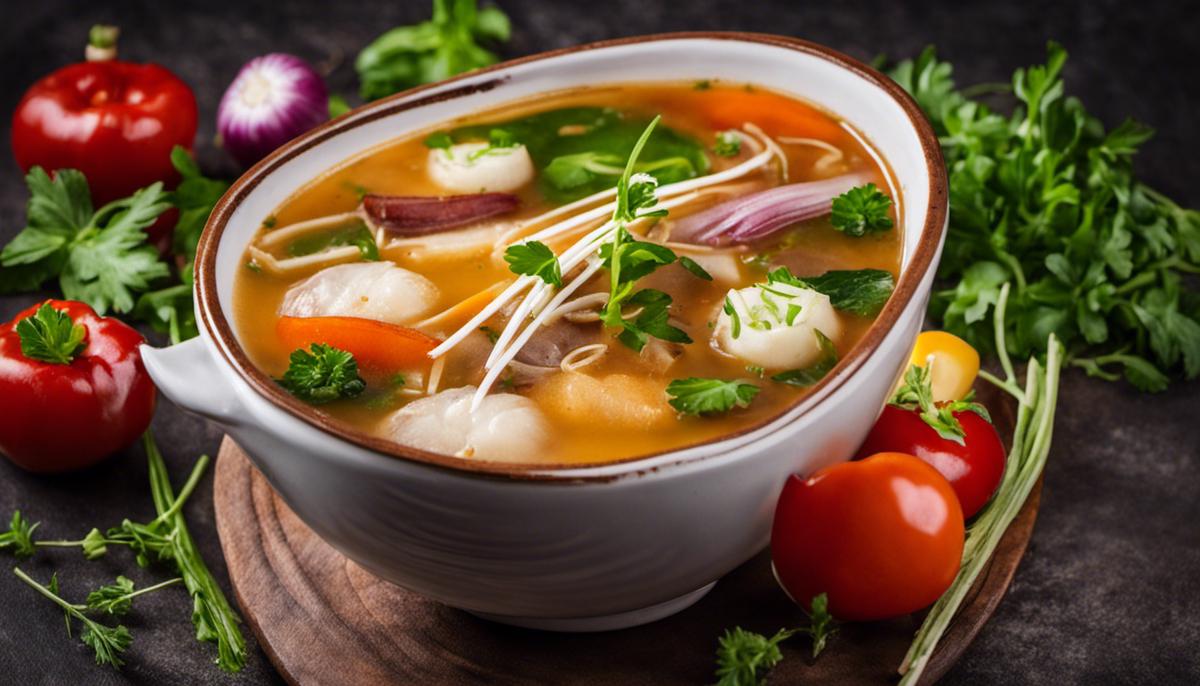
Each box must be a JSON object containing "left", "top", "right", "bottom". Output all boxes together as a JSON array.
[{"left": 213, "top": 388, "right": 1038, "bottom": 686}]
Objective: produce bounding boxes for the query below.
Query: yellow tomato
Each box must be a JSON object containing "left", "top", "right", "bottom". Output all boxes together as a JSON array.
[{"left": 909, "top": 331, "right": 979, "bottom": 402}]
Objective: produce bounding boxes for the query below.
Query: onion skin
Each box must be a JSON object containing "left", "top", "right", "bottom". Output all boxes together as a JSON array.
[
  {"left": 670, "top": 172, "right": 872, "bottom": 245},
  {"left": 362, "top": 193, "right": 520, "bottom": 236},
  {"left": 217, "top": 53, "right": 328, "bottom": 167}
]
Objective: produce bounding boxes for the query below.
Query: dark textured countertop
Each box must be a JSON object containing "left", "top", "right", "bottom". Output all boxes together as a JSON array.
[{"left": 1, "top": 0, "right": 1198, "bottom": 683}]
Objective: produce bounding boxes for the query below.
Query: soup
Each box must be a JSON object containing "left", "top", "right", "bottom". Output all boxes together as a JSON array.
[{"left": 231, "top": 82, "right": 902, "bottom": 465}]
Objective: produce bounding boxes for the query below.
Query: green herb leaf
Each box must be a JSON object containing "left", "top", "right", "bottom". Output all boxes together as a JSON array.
[
  {"left": 170, "top": 146, "right": 229, "bottom": 264},
  {"left": 279, "top": 344, "right": 367, "bottom": 404},
  {"left": 801, "top": 593, "right": 838, "bottom": 659},
  {"left": 133, "top": 266, "right": 198, "bottom": 346},
  {"left": 504, "top": 240, "right": 562, "bottom": 286},
  {"left": 13, "top": 568, "right": 133, "bottom": 669},
  {"left": 355, "top": 0, "right": 511, "bottom": 101},
  {"left": 423, "top": 131, "right": 453, "bottom": 149},
  {"left": 615, "top": 289, "right": 693, "bottom": 352},
  {"left": 891, "top": 363, "right": 992, "bottom": 444},
  {"left": 679, "top": 255, "right": 713, "bottom": 281},
  {"left": 666, "top": 377, "right": 759, "bottom": 416},
  {"left": 85, "top": 576, "right": 136, "bottom": 616},
  {"left": 714, "top": 130, "right": 742, "bottom": 157},
  {"left": 830, "top": 183, "right": 894, "bottom": 236},
  {"left": 0, "top": 511, "right": 38, "bottom": 558},
  {"left": 81, "top": 528, "right": 110, "bottom": 560},
  {"left": 768, "top": 267, "right": 895, "bottom": 316},
  {"left": 771, "top": 330, "right": 839, "bottom": 387},
  {"left": 328, "top": 94, "right": 351, "bottom": 119},
  {"left": 15, "top": 303, "right": 87, "bottom": 365},
  {"left": 714, "top": 626, "right": 795, "bottom": 686}
]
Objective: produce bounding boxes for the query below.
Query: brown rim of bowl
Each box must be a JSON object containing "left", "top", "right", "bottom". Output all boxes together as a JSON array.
[{"left": 195, "top": 31, "right": 948, "bottom": 482}]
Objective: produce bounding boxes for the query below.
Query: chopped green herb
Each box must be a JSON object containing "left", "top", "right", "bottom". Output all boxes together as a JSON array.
[
  {"left": 14, "top": 568, "right": 133, "bottom": 669},
  {"left": 679, "top": 255, "right": 713, "bottom": 281},
  {"left": 723, "top": 296, "right": 743, "bottom": 339},
  {"left": 287, "top": 223, "right": 379, "bottom": 261},
  {"left": 615, "top": 288, "right": 693, "bottom": 352},
  {"left": 261, "top": 215, "right": 277, "bottom": 229},
  {"left": 479, "top": 325, "right": 500, "bottom": 344},
  {"left": 714, "top": 130, "right": 742, "bottom": 157},
  {"left": 279, "top": 344, "right": 367, "bottom": 404},
  {"left": 830, "top": 183, "right": 894, "bottom": 237},
  {"left": 771, "top": 330, "right": 839, "bottom": 387},
  {"left": 745, "top": 364, "right": 765, "bottom": 378},
  {"left": 504, "top": 240, "right": 562, "bottom": 286},
  {"left": 423, "top": 131, "right": 453, "bottom": 149},
  {"left": 667, "top": 377, "right": 759, "bottom": 416},
  {"left": 714, "top": 626, "right": 794, "bottom": 686},
  {"left": 0, "top": 510, "right": 38, "bottom": 558},
  {"left": 693, "top": 79, "right": 712, "bottom": 91},
  {"left": 16, "top": 303, "right": 87, "bottom": 365}
]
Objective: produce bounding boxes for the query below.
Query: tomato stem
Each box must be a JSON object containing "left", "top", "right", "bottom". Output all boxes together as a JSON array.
[{"left": 86, "top": 25, "right": 119, "bottom": 62}]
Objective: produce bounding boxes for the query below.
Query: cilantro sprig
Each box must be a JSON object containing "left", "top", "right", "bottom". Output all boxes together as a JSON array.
[
  {"left": 0, "top": 168, "right": 170, "bottom": 314},
  {"left": 889, "top": 43, "right": 1200, "bottom": 391},
  {"left": 279, "top": 344, "right": 368, "bottom": 404},
  {"left": 713, "top": 593, "right": 837, "bottom": 685},
  {"left": 16, "top": 303, "right": 87, "bottom": 365},
  {"left": 830, "top": 183, "right": 894, "bottom": 236},
  {"left": 666, "top": 377, "right": 759, "bottom": 416}
]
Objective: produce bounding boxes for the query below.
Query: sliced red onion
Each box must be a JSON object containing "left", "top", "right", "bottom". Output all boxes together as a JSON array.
[
  {"left": 217, "top": 53, "right": 329, "bottom": 167},
  {"left": 670, "top": 172, "right": 873, "bottom": 245},
  {"left": 362, "top": 193, "right": 520, "bottom": 236}
]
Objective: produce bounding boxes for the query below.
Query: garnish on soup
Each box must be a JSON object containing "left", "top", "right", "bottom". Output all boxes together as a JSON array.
[{"left": 231, "top": 83, "right": 903, "bottom": 463}]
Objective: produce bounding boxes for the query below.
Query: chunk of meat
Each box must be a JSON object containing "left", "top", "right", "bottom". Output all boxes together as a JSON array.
[
  {"left": 280, "top": 262, "right": 439, "bottom": 326},
  {"left": 384, "top": 386, "right": 552, "bottom": 461}
]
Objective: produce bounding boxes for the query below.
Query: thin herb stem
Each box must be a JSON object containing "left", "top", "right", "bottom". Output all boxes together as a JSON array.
[
  {"left": 992, "top": 282, "right": 1017, "bottom": 386},
  {"left": 13, "top": 567, "right": 81, "bottom": 615},
  {"left": 121, "top": 576, "right": 183, "bottom": 602}
]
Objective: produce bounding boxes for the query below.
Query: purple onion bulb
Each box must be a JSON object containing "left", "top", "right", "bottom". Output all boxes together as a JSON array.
[{"left": 217, "top": 53, "right": 329, "bottom": 167}]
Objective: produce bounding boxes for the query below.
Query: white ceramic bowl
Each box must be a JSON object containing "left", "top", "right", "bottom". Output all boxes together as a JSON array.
[{"left": 142, "top": 33, "right": 947, "bottom": 631}]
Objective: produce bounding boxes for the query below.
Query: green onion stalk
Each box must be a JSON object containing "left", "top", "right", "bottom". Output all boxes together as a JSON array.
[{"left": 899, "top": 283, "right": 1064, "bottom": 684}]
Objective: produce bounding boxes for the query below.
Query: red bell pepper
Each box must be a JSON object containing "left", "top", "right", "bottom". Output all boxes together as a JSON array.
[
  {"left": 0, "top": 300, "right": 156, "bottom": 473},
  {"left": 10, "top": 25, "right": 196, "bottom": 243}
]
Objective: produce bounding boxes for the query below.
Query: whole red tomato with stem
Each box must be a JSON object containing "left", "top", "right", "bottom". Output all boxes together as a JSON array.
[
  {"left": 771, "top": 452, "right": 964, "bottom": 622},
  {"left": 0, "top": 300, "right": 156, "bottom": 473},
  {"left": 858, "top": 363, "right": 1007, "bottom": 518},
  {"left": 11, "top": 25, "right": 196, "bottom": 244}
]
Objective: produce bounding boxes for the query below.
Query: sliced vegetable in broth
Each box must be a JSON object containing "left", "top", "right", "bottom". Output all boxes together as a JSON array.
[{"left": 232, "top": 82, "right": 903, "bottom": 465}]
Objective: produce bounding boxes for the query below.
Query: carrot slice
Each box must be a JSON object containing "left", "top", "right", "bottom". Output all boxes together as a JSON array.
[
  {"left": 702, "top": 89, "right": 847, "bottom": 143},
  {"left": 276, "top": 316, "right": 440, "bottom": 371}
]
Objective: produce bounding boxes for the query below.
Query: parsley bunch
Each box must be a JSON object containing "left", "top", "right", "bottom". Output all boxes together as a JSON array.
[
  {"left": 889, "top": 43, "right": 1200, "bottom": 391},
  {"left": 713, "top": 593, "right": 837, "bottom": 685}
]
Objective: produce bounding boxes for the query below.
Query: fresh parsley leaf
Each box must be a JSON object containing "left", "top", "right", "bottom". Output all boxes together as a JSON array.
[
  {"left": 16, "top": 303, "right": 87, "bottom": 365},
  {"left": 830, "top": 183, "right": 893, "bottom": 236},
  {"left": 768, "top": 267, "right": 895, "bottom": 316},
  {"left": 771, "top": 330, "right": 839, "bottom": 387},
  {"left": 714, "top": 130, "right": 742, "bottom": 157},
  {"left": 667, "top": 377, "right": 759, "bottom": 416},
  {"left": 714, "top": 626, "right": 795, "bottom": 686},
  {"left": 355, "top": 0, "right": 511, "bottom": 101},
  {"left": 279, "top": 344, "right": 367, "bottom": 404},
  {"left": 679, "top": 255, "right": 713, "bottom": 281},
  {"left": 423, "top": 131, "right": 453, "bottom": 149},
  {"left": 0, "top": 511, "right": 38, "bottom": 558},
  {"left": 615, "top": 288, "right": 692, "bottom": 352},
  {"left": 0, "top": 168, "right": 89, "bottom": 295},
  {"left": 504, "top": 240, "right": 562, "bottom": 286}
]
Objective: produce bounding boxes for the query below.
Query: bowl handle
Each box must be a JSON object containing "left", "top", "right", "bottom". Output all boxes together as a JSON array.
[{"left": 140, "top": 338, "right": 245, "bottom": 426}]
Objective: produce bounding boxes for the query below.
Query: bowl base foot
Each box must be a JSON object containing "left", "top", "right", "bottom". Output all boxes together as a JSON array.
[{"left": 468, "top": 581, "right": 718, "bottom": 632}]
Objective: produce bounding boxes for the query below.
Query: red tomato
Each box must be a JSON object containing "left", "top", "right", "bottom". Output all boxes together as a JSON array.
[
  {"left": 771, "top": 453, "right": 964, "bottom": 621},
  {"left": 11, "top": 49, "right": 196, "bottom": 244},
  {"left": 857, "top": 405, "right": 1005, "bottom": 518},
  {"left": 0, "top": 300, "right": 156, "bottom": 473}
]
